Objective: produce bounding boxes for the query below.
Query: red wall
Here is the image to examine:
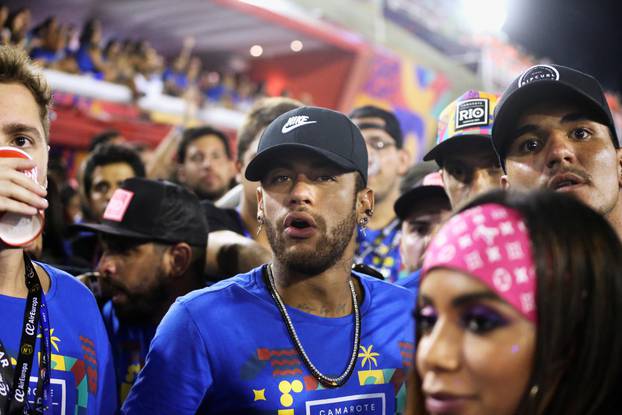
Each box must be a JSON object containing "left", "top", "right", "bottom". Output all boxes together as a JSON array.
[{"left": 250, "top": 48, "right": 357, "bottom": 110}]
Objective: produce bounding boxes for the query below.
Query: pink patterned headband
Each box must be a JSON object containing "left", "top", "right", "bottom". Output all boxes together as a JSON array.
[{"left": 422, "top": 203, "right": 537, "bottom": 323}]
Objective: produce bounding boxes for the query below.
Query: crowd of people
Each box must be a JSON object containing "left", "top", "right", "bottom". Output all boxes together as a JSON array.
[
  {"left": 0, "top": 6, "right": 267, "bottom": 110},
  {"left": 0, "top": 29, "right": 621, "bottom": 415}
]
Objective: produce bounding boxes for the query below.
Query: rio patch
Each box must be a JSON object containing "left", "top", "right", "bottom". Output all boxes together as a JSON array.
[
  {"left": 454, "top": 98, "right": 490, "bottom": 130},
  {"left": 305, "top": 393, "right": 385, "bottom": 415}
]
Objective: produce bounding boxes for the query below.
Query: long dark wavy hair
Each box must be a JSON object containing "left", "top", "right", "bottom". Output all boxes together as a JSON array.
[{"left": 410, "top": 190, "right": 622, "bottom": 415}]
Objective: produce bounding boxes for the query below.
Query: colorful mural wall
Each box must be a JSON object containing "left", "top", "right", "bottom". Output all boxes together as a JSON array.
[{"left": 351, "top": 49, "right": 454, "bottom": 161}]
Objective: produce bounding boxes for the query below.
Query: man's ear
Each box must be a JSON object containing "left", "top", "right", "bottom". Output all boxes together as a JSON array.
[
  {"left": 165, "top": 242, "right": 193, "bottom": 278},
  {"left": 234, "top": 160, "right": 244, "bottom": 184},
  {"left": 176, "top": 164, "right": 186, "bottom": 184},
  {"left": 397, "top": 148, "right": 412, "bottom": 176},
  {"left": 357, "top": 187, "right": 374, "bottom": 218},
  {"left": 501, "top": 174, "right": 511, "bottom": 190},
  {"left": 256, "top": 186, "right": 265, "bottom": 218}
]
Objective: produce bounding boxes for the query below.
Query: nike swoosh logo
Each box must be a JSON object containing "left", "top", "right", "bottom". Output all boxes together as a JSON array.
[{"left": 281, "top": 121, "right": 317, "bottom": 133}]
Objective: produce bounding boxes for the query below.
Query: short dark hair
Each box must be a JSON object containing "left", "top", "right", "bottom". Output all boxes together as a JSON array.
[
  {"left": 177, "top": 126, "right": 232, "bottom": 163},
  {"left": 83, "top": 143, "right": 145, "bottom": 198},
  {"left": 349, "top": 105, "right": 403, "bottom": 148},
  {"left": 237, "top": 97, "right": 302, "bottom": 163},
  {"left": 89, "top": 129, "right": 122, "bottom": 152},
  {"left": 0, "top": 45, "right": 52, "bottom": 139},
  {"left": 412, "top": 189, "right": 622, "bottom": 414}
]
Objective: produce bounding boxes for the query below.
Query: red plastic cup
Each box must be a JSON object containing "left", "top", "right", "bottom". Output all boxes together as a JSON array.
[{"left": 0, "top": 147, "right": 44, "bottom": 247}]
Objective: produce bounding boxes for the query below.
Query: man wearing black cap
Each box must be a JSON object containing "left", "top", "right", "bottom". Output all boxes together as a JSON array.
[
  {"left": 123, "top": 107, "right": 415, "bottom": 414},
  {"left": 349, "top": 105, "right": 411, "bottom": 282},
  {"left": 492, "top": 64, "right": 622, "bottom": 238},
  {"left": 394, "top": 170, "right": 451, "bottom": 293},
  {"left": 76, "top": 177, "right": 208, "bottom": 404}
]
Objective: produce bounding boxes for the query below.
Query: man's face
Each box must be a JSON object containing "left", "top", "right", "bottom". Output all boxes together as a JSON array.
[
  {"left": 0, "top": 83, "right": 48, "bottom": 187},
  {"left": 178, "top": 135, "right": 235, "bottom": 201},
  {"left": 88, "top": 162, "right": 136, "bottom": 222},
  {"left": 97, "top": 236, "right": 168, "bottom": 323},
  {"left": 399, "top": 197, "right": 451, "bottom": 272},
  {"left": 504, "top": 102, "right": 622, "bottom": 217},
  {"left": 440, "top": 141, "right": 503, "bottom": 209},
  {"left": 257, "top": 152, "right": 372, "bottom": 275},
  {"left": 354, "top": 117, "right": 409, "bottom": 203}
]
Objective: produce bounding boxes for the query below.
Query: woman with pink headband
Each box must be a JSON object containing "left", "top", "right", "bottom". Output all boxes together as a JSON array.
[{"left": 409, "top": 190, "right": 622, "bottom": 415}]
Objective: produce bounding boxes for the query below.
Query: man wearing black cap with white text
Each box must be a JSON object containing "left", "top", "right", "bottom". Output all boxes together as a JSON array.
[
  {"left": 492, "top": 64, "right": 622, "bottom": 238},
  {"left": 122, "top": 107, "right": 415, "bottom": 414},
  {"left": 76, "top": 177, "right": 208, "bottom": 404}
]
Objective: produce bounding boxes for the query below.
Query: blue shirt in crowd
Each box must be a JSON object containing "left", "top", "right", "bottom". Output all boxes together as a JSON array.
[
  {"left": 355, "top": 219, "right": 402, "bottom": 282},
  {"left": 0, "top": 262, "right": 117, "bottom": 414},
  {"left": 101, "top": 301, "right": 156, "bottom": 404},
  {"left": 122, "top": 265, "right": 415, "bottom": 414}
]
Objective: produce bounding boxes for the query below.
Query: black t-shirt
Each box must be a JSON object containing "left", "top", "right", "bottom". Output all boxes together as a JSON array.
[{"left": 200, "top": 201, "right": 248, "bottom": 236}]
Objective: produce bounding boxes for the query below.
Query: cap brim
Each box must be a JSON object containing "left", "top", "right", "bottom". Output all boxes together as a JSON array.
[
  {"left": 245, "top": 143, "right": 365, "bottom": 183},
  {"left": 423, "top": 135, "right": 493, "bottom": 162},
  {"left": 394, "top": 186, "right": 450, "bottom": 220},
  {"left": 71, "top": 222, "right": 155, "bottom": 241},
  {"left": 493, "top": 81, "right": 615, "bottom": 166}
]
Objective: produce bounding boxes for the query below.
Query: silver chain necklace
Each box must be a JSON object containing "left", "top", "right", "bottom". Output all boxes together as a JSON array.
[{"left": 265, "top": 264, "right": 361, "bottom": 388}]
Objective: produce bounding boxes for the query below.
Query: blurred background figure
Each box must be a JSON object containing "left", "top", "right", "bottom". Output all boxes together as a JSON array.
[
  {"left": 176, "top": 125, "right": 236, "bottom": 201},
  {"left": 394, "top": 168, "right": 451, "bottom": 293},
  {"left": 70, "top": 143, "right": 145, "bottom": 268},
  {"left": 350, "top": 105, "right": 411, "bottom": 282}
]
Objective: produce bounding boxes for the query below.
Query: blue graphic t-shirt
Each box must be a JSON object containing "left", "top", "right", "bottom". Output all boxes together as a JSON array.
[
  {"left": 355, "top": 219, "right": 402, "bottom": 282},
  {"left": 0, "top": 262, "right": 117, "bottom": 414},
  {"left": 122, "top": 265, "right": 416, "bottom": 414},
  {"left": 101, "top": 301, "right": 156, "bottom": 404}
]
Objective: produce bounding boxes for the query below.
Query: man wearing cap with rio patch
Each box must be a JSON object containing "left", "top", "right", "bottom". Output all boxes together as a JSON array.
[
  {"left": 75, "top": 177, "right": 208, "bottom": 404},
  {"left": 492, "top": 64, "right": 622, "bottom": 238},
  {"left": 424, "top": 90, "right": 503, "bottom": 209},
  {"left": 122, "top": 107, "right": 415, "bottom": 414}
]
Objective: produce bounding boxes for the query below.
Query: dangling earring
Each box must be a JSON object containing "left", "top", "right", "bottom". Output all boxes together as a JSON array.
[
  {"left": 256, "top": 215, "right": 264, "bottom": 235},
  {"left": 358, "top": 216, "right": 369, "bottom": 237}
]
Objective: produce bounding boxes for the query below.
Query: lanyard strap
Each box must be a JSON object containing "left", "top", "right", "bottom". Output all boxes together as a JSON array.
[
  {"left": 356, "top": 218, "right": 400, "bottom": 260},
  {"left": 0, "top": 254, "right": 52, "bottom": 414}
]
